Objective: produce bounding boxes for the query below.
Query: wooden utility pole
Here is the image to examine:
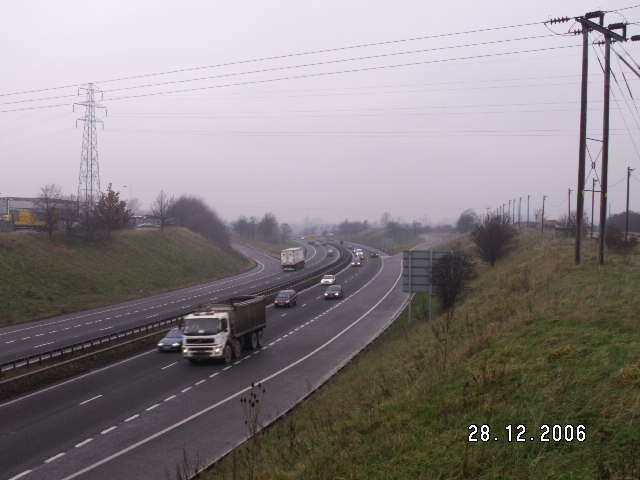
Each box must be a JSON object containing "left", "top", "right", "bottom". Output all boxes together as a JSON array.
[
  {"left": 626, "top": 167, "right": 634, "bottom": 241},
  {"left": 564, "top": 12, "right": 627, "bottom": 264},
  {"left": 575, "top": 17, "right": 590, "bottom": 264}
]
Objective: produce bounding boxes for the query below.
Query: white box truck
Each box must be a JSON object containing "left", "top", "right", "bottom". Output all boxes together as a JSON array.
[
  {"left": 280, "top": 247, "right": 305, "bottom": 271},
  {"left": 181, "top": 295, "right": 266, "bottom": 363}
]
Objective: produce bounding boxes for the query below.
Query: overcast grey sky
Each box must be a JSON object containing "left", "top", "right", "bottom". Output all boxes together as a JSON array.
[{"left": 2, "top": 1, "right": 640, "bottom": 228}]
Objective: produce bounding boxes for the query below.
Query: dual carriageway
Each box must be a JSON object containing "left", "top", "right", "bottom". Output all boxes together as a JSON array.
[{"left": 0, "top": 240, "right": 417, "bottom": 480}]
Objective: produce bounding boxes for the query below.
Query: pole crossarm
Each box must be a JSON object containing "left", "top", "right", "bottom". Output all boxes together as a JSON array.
[{"left": 577, "top": 17, "right": 627, "bottom": 42}]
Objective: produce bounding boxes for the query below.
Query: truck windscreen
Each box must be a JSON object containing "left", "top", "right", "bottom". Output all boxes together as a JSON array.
[{"left": 183, "top": 318, "right": 221, "bottom": 335}]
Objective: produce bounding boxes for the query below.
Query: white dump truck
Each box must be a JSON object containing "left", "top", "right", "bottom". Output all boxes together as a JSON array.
[
  {"left": 280, "top": 247, "right": 305, "bottom": 271},
  {"left": 181, "top": 295, "right": 266, "bottom": 363}
]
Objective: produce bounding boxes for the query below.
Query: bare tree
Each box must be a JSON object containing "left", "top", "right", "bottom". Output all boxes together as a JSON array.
[
  {"left": 258, "top": 213, "right": 278, "bottom": 241},
  {"left": 456, "top": 209, "right": 479, "bottom": 233},
  {"left": 170, "top": 196, "right": 229, "bottom": 247},
  {"left": 151, "top": 190, "right": 175, "bottom": 232},
  {"left": 232, "top": 216, "right": 251, "bottom": 239},
  {"left": 59, "top": 195, "right": 80, "bottom": 236},
  {"left": 470, "top": 212, "right": 517, "bottom": 266},
  {"left": 36, "top": 184, "right": 63, "bottom": 237},
  {"left": 431, "top": 249, "right": 476, "bottom": 312},
  {"left": 279, "top": 222, "right": 292, "bottom": 242},
  {"left": 380, "top": 211, "right": 391, "bottom": 228}
]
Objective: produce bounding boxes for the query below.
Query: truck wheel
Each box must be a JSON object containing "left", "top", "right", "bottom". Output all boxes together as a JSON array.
[
  {"left": 257, "top": 329, "right": 264, "bottom": 348},
  {"left": 232, "top": 339, "right": 242, "bottom": 358},
  {"left": 249, "top": 332, "right": 258, "bottom": 350},
  {"left": 223, "top": 344, "right": 233, "bottom": 363}
]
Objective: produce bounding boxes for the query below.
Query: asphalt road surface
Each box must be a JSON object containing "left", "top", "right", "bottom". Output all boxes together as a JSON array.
[{"left": 2, "top": 247, "right": 408, "bottom": 480}]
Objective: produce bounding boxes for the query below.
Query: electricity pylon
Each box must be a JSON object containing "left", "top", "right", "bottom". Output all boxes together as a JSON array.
[{"left": 75, "top": 83, "right": 106, "bottom": 219}]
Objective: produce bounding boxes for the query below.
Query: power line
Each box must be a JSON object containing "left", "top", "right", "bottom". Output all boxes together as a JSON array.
[
  {"left": 0, "top": 34, "right": 570, "bottom": 108},
  {"left": 0, "top": 44, "right": 581, "bottom": 113},
  {"left": 0, "top": 21, "right": 546, "bottom": 99}
]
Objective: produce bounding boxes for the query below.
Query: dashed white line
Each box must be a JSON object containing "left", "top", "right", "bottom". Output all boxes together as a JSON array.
[
  {"left": 45, "top": 453, "right": 65, "bottom": 463},
  {"left": 195, "top": 380, "right": 206, "bottom": 385},
  {"left": 8, "top": 470, "right": 32, "bottom": 480},
  {"left": 75, "top": 438, "right": 93, "bottom": 448},
  {"left": 124, "top": 414, "right": 139, "bottom": 422},
  {"left": 79, "top": 395, "right": 102, "bottom": 406},
  {"left": 101, "top": 427, "right": 116, "bottom": 435},
  {"left": 181, "top": 387, "right": 192, "bottom": 393},
  {"left": 209, "top": 372, "right": 219, "bottom": 378},
  {"left": 161, "top": 362, "right": 178, "bottom": 370},
  {"left": 164, "top": 395, "right": 177, "bottom": 402},
  {"left": 146, "top": 404, "right": 160, "bottom": 412}
]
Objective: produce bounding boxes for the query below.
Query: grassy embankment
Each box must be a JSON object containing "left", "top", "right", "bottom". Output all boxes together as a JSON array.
[
  {"left": 340, "top": 227, "right": 429, "bottom": 255},
  {"left": 208, "top": 231, "right": 640, "bottom": 480},
  {"left": 0, "top": 228, "right": 253, "bottom": 326}
]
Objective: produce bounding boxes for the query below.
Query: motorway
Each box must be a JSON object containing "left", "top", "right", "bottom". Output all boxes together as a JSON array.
[
  {"left": 0, "top": 243, "right": 407, "bottom": 480},
  {"left": 0, "top": 243, "right": 327, "bottom": 364}
]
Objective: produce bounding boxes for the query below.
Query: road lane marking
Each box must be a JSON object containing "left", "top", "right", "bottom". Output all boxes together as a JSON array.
[
  {"left": 146, "top": 404, "right": 160, "bottom": 412},
  {"left": 75, "top": 439, "right": 93, "bottom": 448},
  {"left": 45, "top": 453, "right": 65, "bottom": 463},
  {"left": 60, "top": 258, "right": 401, "bottom": 480},
  {"left": 161, "top": 362, "right": 178, "bottom": 370},
  {"left": 79, "top": 395, "right": 102, "bottom": 406},
  {"left": 164, "top": 395, "right": 177, "bottom": 402},
  {"left": 124, "top": 414, "right": 139, "bottom": 422},
  {"left": 8, "top": 470, "right": 32, "bottom": 480},
  {"left": 101, "top": 427, "right": 116, "bottom": 435}
]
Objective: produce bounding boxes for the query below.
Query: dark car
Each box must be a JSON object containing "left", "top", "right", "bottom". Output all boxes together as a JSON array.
[
  {"left": 369, "top": 251, "right": 380, "bottom": 258},
  {"left": 324, "top": 284, "right": 344, "bottom": 300},
  {"left": 157, "top": 327, "right": 183, "bottom": 352},
  {"left": 351, "top": 257, "right": 362, "bottom": 267},
  {"left": 274, "top": 289, "right": 298, "bottom": 308}
]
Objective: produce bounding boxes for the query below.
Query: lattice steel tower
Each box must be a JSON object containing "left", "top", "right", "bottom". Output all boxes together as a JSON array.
[{"left": 75, "top": 83, "right": 106, "bottom": 215}]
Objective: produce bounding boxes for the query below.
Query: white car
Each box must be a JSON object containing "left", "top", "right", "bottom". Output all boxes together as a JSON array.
[{"left": 320, "top": 274, "right": 336, "bottom": 285}]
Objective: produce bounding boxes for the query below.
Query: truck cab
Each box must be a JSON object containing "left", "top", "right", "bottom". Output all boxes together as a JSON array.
[
  {"left": 181, "top": 295, "right": 266, "bottom": 364},
  {"left": 182, "top": 311, "right": 232, "bottom": 362}
]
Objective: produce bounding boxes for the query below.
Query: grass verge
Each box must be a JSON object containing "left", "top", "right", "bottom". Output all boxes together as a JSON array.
[
  {"left": 0, "top": 228, "right": 253, "bottom": 326},
  {"left": 205, "top": 231, "right": 640, "bottom": 480}
]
